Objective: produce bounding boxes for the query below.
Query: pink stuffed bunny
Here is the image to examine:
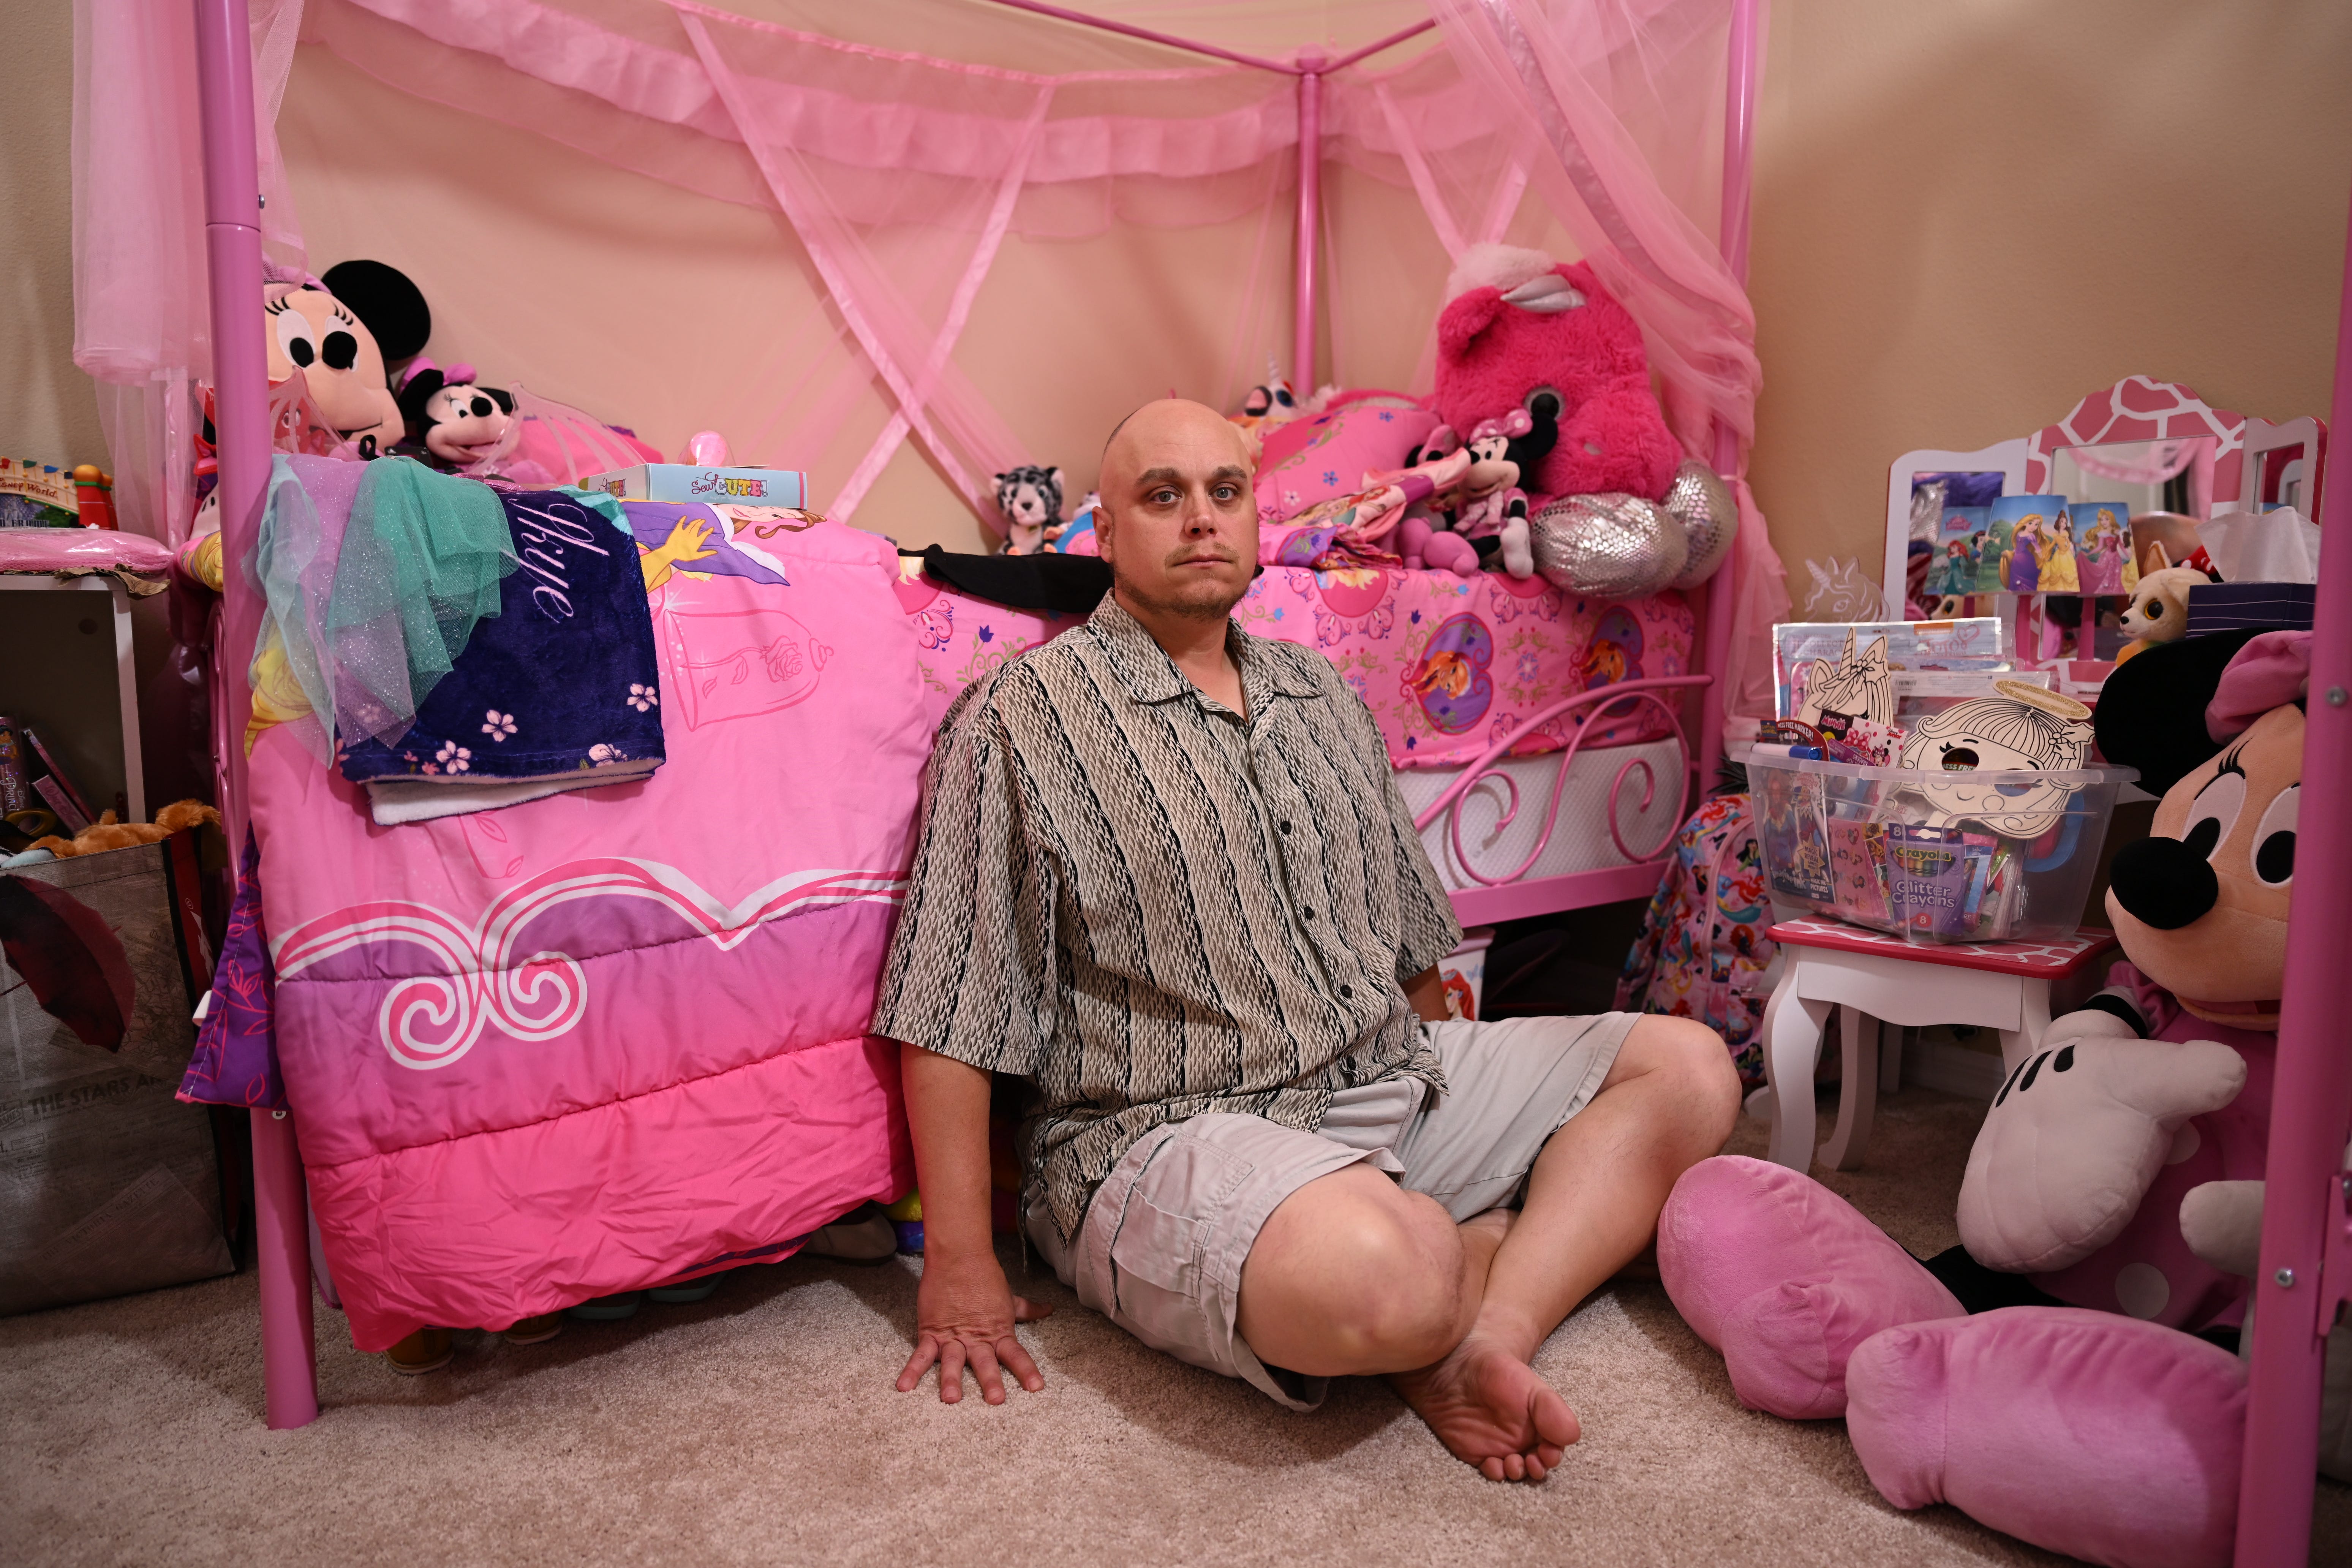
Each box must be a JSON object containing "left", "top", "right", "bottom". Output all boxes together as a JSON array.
[{"left": 1433, "top": 245, "right": 1680, "bottom": 505}]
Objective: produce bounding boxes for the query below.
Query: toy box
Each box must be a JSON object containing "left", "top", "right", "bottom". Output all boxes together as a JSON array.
[{"left": 578, "top": 463, "right": 811, "bottom": 509}]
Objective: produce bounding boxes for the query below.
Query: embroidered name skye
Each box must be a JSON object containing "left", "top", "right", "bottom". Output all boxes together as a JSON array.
[{"left": 506, "top": 498, "right": 612, "bottom": 621}]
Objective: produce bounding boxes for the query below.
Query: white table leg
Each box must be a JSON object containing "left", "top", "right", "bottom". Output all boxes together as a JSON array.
[
  {"left": 1761, "top": 969, "right": 1831, "bottom": 1171},
  {"left": 1822, "top": 1005, "right": 1879, "bottom": 1171},
  {"left": 109, "top": 579, "right": 145, "bottom": 822},
  {"left": 1998, "top": 978, "right": 2053, "bottom": 1076}
]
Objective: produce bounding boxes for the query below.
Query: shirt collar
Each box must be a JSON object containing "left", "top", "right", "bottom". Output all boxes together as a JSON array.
[{"left": 1087, "top": 593, "right": 1323, "bottom": 711}]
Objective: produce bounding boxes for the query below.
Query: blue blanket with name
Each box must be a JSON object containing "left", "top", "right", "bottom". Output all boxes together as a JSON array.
[{"left": 338, "top": 488, "right": 664, "bottom": 786}]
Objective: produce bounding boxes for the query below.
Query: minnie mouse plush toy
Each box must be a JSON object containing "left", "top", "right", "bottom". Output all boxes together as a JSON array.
[
  {"left": 396, "top": 361, "right": 518, "bottom": 473},
  {"left": 1397, "top": 399, "right": 1560, "bottom": 579},
  {"left": 1654, "top": 626, "right": 2345, "bottom": 1568}
]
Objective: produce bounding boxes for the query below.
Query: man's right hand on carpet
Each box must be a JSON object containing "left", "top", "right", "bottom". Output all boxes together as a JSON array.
[{"left": 896, "top": 1248, "right": 1051, "bottom": 1405}]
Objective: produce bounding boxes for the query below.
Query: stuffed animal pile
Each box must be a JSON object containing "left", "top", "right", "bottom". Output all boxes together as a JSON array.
[
  {"left": 1656, "top": 626, "right": 2344, "bottom": 1568},
  {"left": 1238, "top": 245, "right": 1735, "bottom": 594}
]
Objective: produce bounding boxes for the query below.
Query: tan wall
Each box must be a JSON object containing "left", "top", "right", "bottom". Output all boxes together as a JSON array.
[
  {"left": 2, "top": 0, "right": 108, "bottom": 468},
  {"left": 11, "top": 2, "right": 2352, "bottom": 576},
  {"left": 1750, "top": 0, "right": 2352, "bottom": 609}
]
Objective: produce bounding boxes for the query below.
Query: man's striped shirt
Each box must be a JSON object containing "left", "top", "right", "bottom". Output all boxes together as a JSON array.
[{"left": 872, "top": 595, "right": 1463, "bottom": 1241}]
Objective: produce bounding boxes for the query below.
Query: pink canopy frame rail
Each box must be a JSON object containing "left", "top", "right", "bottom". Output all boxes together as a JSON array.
[{"left": 185, "top": 0, "right": 1771, "bottom": 1435}]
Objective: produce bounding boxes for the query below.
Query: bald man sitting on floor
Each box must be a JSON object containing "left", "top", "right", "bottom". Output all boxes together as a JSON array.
[{"left": 871, "top": 399, "right": 1739, "bottom": 1481}]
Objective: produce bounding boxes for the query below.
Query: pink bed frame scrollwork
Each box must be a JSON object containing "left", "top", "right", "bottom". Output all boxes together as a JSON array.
[{"left": 182, "top": 3, "right": 2352, "bottom": 1560}]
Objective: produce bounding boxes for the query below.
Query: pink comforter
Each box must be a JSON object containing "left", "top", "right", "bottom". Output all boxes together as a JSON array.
[
  {"left": 258, "top": 522, "right": 1691, "bottom": 1349},
  {"left": 253, "top": 519, "right": 922, "bottom": 1349}
]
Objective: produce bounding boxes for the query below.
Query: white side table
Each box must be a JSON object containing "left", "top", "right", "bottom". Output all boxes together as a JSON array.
[{"left": 1759, "top": 918, "right": 2118, "bottom": 1173}]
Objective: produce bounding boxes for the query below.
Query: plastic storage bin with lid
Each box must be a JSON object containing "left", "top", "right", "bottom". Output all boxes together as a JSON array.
[{"left": 1747, "top": 744, "right": 2135, "bottom": 945}]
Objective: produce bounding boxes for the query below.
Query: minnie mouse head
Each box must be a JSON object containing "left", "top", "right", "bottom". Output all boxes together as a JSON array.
[
  {"left": 261, "top": 282, "right": 403, "bottom": 455},
  {"left": 2095, "top": 628, "right": 2306, "bottom": 1026},
  {"left": 1465, "top": 404, "right": 1559, "bottom": 498},
  {"left": 397, "top": 361, "right": 517, "bottom": 471}
]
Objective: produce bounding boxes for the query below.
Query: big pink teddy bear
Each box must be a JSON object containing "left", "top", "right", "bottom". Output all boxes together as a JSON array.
[
  {"left": 1431, "top": 244, "right": 1681, "bottom": 505},
  {"left": 1658, "top": 628, "right": 2347, "bottom": 1568}
]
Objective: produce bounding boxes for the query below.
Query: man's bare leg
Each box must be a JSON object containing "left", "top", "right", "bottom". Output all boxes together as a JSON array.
[{"left": 1389, "top": 1015, "right": 1740, "bottom": 1479}]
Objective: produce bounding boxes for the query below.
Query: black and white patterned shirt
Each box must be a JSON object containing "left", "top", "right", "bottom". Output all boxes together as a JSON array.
[{"left": 872, "top": 596, "right": 1464, "bottom": 1240}]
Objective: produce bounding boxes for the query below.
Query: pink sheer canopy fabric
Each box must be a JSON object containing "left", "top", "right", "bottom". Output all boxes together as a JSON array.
[{"left": 71, "top": 0, "right": 1786, "bottom": 712}]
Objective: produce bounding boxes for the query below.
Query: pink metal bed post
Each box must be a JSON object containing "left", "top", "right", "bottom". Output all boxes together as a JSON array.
[
  {"left": 1694, "top": 0, "right": 1762, "bottom": 801},
  {"left": 1293, "top": 52, "right": 1325, "bottom": 392},
  {"left": 192, "top": 0, "right": 320, "bottom": 1430},
  {"left": 2232, "top": 177, "right": 2352, "bottom": 1567}
]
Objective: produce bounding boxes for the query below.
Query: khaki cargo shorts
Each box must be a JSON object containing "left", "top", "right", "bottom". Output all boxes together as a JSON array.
[{"left": 1024, "top": 1011, "right": 1639, "bottom": 1409}]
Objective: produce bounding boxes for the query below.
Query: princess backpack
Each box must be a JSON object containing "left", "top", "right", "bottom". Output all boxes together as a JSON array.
[{"left": 1615, "top": 792, "right": 1775, "bottom": 1089}]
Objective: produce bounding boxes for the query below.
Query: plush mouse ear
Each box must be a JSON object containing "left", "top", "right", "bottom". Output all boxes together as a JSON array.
[
  {"left": 396, "top": 367, "right": 447, "bottom": 438},
  {"left": 2092, "top": 629, "right": 2264, "bottom": 794},
  {"left": 322, "top": 260, "right": 431, "bottom": 364}
]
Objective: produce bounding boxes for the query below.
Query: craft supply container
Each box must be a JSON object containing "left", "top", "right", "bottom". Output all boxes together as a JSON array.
[{"left": 1745, "top": 751, "right": 2136, "bottom": 944}]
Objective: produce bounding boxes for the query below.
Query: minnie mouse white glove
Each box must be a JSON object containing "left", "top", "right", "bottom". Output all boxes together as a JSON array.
[{"left": 1957, "top": 1035, "right": 2245, "bottom": 1274}]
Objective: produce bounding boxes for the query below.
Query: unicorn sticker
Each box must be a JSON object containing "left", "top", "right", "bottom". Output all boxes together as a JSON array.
[{"left": 1792, "top": 628, "right": 1895, "bottom": 742}]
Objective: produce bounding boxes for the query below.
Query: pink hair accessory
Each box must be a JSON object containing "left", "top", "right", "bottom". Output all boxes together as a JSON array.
[
  {"left": 1469, "top": 408, "right": 1533, "bottom": 443},
  {"left": 2206, "top": 629, "right": 2313, "bottom": 741}
]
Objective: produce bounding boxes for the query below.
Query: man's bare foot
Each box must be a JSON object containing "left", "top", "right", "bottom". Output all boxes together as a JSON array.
[{"left": 1389, "top": 1332, "right": 1581, "bottom": 1482}]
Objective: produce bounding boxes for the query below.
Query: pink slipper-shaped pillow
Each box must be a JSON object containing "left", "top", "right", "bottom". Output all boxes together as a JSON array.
[
  {"left": 1659, "top": 1157, "right": 1962, "bottom": 1418},
  {"left": 1846, "top": 1307, "right": 2245, "bottom": 1568}
]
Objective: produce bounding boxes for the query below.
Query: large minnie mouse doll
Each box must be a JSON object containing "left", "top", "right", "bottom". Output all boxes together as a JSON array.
[{"left": 1655, "top": 627, "right": 2345, "bottom": 1568}]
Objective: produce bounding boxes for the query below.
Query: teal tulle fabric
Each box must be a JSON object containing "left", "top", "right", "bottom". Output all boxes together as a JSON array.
[{"left": 327, "top": 458, "right": 517, "bottom": 748}]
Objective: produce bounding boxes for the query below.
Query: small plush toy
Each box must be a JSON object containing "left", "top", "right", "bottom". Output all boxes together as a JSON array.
[
  {"left": 31, "top": 800, "right": 220, "bottom": 860},
  {"left": 1227, "top": 362, "right": 1333, "bottom": 455},
  {"left": 2115, "top": 564, "right": 2207, "bottom": 663},
  {"left": 1451, "top": 409, "right": 1550, "bottom": 578},
  {"left": 1396, "top": 408, "right": 1554, "bottom": 579},
  {"left": 1433, "top": 245, "right": 1681, "bottom": 506},
  {"left": 1656, "top": 627, "right": 2338, "bottom": 1568},
  {"left": 993, "top": 465, "right": 1066, "bottom": 556},
  {"left": 396, "top": 361, "right": 516, "bottom": 472}
]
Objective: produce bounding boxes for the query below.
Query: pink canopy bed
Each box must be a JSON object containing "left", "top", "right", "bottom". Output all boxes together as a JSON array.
[{"left": 70, "top": 0, "right": 2351, "bottom": 1559}]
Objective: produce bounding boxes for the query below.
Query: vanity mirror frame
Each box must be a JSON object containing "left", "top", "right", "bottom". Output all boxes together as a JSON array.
[{"left": 1882, "top": 375, "right": 2328, "bottom": 620}]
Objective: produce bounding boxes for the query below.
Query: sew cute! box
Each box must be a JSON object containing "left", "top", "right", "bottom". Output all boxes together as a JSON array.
[{"left": 579, "top": 463, "right": 811, "bottom": 509}]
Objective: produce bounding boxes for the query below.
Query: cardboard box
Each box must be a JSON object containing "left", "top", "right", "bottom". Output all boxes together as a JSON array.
[{"left": 578, "top": 463, "right": 810, "bottom": 509}]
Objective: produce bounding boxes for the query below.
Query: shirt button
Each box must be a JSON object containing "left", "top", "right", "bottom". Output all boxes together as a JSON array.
[
  {"left": 1280, "top": 821, "right": 1293, "bottom": 834},
  {"left": 1340, "top": 985, "right": 1354, "bottom": 999},
  {"left": 1302, "top": 907, "right": 1315, "bottom": 920}
]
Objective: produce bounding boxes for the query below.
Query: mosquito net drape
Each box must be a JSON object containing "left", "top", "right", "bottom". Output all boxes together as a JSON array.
[{"left": 71, "top": 0, "right": 1790, "bottom": 718}]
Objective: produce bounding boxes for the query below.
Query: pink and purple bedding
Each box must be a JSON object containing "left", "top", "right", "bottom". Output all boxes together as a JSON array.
[
  {"left": 898, "top": 555, "right": 1693, "bottom": 767},
  {"left": 243, "top": 507, "right": 1690, "bottom": 1350},
  {"left": 244, "top": 512, "right": 922, "bottom": 1350}
]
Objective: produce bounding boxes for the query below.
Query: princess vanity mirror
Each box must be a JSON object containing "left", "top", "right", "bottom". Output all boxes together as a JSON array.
[{"left": 1882, "top": 375, "right": 2329, "bottom": 623}]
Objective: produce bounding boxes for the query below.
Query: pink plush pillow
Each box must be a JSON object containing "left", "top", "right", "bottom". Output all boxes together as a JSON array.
[
  {"left": 1846, "top": 1307, "right": 2245, "bottom": 1568},
  {"left": 1658, "top": 1156, "right": 1963, "bottom": 1418},
  {"left": 1254, "top": 395, "right": 1436, "bottom": 523}
]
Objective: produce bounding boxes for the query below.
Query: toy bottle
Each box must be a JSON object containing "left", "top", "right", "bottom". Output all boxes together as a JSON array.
[{"left": 72, "top": 465, "right": 117, "bottom": 530}]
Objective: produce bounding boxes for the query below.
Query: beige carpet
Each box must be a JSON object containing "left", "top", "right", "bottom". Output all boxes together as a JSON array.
[{"left": 5, "top": 1086, "right": 2345, "bottom": 1567}]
